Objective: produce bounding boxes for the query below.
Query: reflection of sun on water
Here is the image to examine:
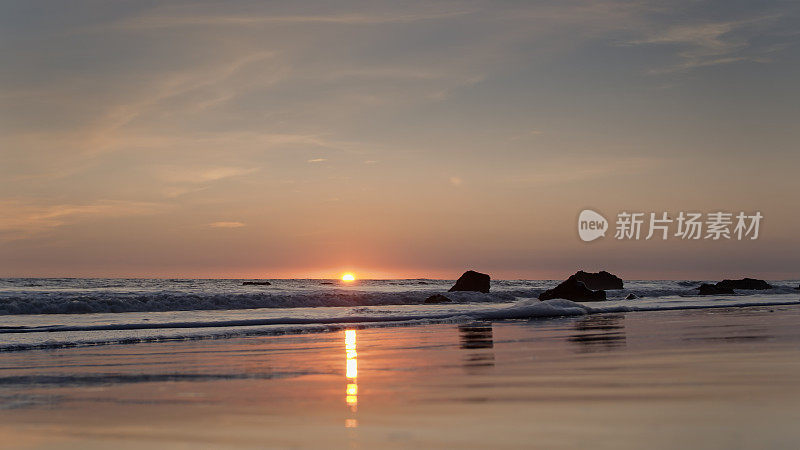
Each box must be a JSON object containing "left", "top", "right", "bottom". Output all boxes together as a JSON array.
[{"left": 345, "top": 329, "right": 358, "bottom": 413}]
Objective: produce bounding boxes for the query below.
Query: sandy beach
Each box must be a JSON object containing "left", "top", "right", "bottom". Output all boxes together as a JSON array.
[{"left": 2, "top": 304, "right": 800, "bottom": 449}]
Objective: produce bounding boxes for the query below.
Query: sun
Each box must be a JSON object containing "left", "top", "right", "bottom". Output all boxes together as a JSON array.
[{"left": 341, "top": 273, "right": 356, "bottom": 282}]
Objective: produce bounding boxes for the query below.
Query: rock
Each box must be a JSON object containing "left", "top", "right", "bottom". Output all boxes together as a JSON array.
[
  {"left": 715, "top": 278, "right": 772, "bottom": 290},
  {"left": 697, "top": 283, "right": 734, "bottom": 295},
  {"left": 448, "top": 270, "right": 491, "bottom": 293},
  {"left": 625, "top": 294, "right": 638, "bottom": 299},
  {"left": 242, "top": 281, "right": 271, "bottom": 286},
  {"left": 569, "top": 270, "right": 624, "bottom": 290},
  {"left": 424, "top": 294, "right": 453, "bottom": 304},
  {"left": 539, "top": 278, "right": 606, "bottom": 302},
  {"left": 795, "top": 285, "right": 800, "bottom": 291}
]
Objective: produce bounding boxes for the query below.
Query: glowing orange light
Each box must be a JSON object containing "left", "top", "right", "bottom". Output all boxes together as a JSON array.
[
  {"left": 342, "top": 273, "right": 355, "bottom": 281},
  {"left": 344, "top": 329, "right": 358, "bottom": 412},
  {"left": 345, "top": 329, "right": 358, "bottom": 379},
  {"left": 346, "top": 382, "right": 358, "bottom": 408}
]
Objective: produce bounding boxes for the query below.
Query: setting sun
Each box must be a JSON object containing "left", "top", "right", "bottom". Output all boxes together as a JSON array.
[{"left": 341, "top": 274, "right": 355, "bottom": 282}]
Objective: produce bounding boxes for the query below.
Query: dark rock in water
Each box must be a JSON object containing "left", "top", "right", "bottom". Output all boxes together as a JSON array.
[
  {"left": 795, "top": 285, "right": 800, "bottom": 291},
  {"left": 424, "top": 294, "right": 453, "bottom": 304},
  {"left": 625, "top": 294, "right": 638, "bottom": 299},
  {"left": 715, "top": 278, "right": 772, "bottom": 290},
  {"left": 569, "top": 270, "right": 624, "bottom": 290},
  {"left": 448, "top": 270, "right": 490, "bottom": 293},
  {"left": 320, "top": 281, "right": 334, "bottom": 285},
  {"left": 697, "top": 283, "right": 734, "bottom": 295},
  {"left": 539, "top": 278, "right": 606, "bottom": 302},
  {"left": 242, "top": 281, "right": 271, "bottom": 286}
]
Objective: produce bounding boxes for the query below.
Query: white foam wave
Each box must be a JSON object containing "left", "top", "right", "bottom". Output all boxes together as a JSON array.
[{"left": 1, "top": 295, "right": 798, "bottom": 352}]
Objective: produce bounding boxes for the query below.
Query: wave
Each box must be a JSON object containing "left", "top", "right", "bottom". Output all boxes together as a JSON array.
[
  {"left": 1, "top": 296, "right": 798, "bottom": 352},
  {"left": 0, "top": 279, "right": 797, "bottom": 315},
  {"left": 0, "top": 290, "right": 520, "bottom": 315}
]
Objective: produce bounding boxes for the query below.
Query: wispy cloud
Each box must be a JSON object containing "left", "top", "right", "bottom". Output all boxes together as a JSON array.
[
  {"left": 154, "top": 166, "right": 258, "bottom": 184},
  {"left": 208, "top": 221, "right": 245, "bottom": 228},
  {"left": 0, "top": 200, "right": 162, "bottom": 241},
  {"left": 625, "top": 16, "right": 783, "bottom": 73},
  {"left": 307, "top": 158, "right": 327, "bottom": 163},
  {"left": 108, "top": 10, "right": 474, "bottom": 31},
  {"left": 153, "top": 166, "right": 258, "bottom": 198}
]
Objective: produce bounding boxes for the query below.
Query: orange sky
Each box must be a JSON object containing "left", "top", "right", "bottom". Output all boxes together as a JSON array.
[{"left": 1, "top": 1, "right": 799, "bottom": 279}]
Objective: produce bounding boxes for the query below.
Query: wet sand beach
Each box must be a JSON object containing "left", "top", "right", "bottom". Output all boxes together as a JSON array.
[{"left": 2, "top": 305, "right": 800, "bottom": 449}]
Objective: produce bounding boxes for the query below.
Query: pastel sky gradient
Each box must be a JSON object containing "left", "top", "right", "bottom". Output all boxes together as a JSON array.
[{"left": 1, "top": 0, "right": 799, "bottom": 279}]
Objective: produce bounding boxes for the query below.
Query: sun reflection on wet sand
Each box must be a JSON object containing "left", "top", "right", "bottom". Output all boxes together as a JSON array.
[{"left": 344, "top": 329, "right": 358, "bottom": 416}]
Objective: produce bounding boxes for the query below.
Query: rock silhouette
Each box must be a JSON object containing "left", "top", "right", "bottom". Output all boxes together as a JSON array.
[
  {"left": 569, "top": 270, "right": 624, "bottom": 290},
  {"left": 697, "top": 283, "right": 734, "bottom": 295},
  {"left": 539, "top": 278, "right": 606, "bottom": 302},
  {"left": 242, "top": 281, "right": 271, "bottom": 286},
  {"left": 715, "top": 278, "right": 772, "bottom": 290},
  {"left": 448, "top": 270, "right": 491, "bottom": 293},
  {"left": 424, "top": 294, "right": 453, "bottom": 304}
]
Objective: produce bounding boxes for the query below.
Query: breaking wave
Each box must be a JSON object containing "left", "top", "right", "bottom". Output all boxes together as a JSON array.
[
  {"left": 0, "top": 290, "right": 519, "bottom": 315},
  {"left": 1, "top": 296, "right": 798, "bottom": 352},
  {"left": 0, "top": 278, "right": 797, "bottom": 315}
]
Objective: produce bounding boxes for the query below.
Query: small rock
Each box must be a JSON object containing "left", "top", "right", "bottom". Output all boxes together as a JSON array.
[
  {"left": 625, "top": 294, "right": 638, "bottom": 299},
  {"left": 569, "top": 270, "right": 624, "bottom": 290},
  {"left": 697, "top": 283, "right": 734, "bottom": 295},
  {"left": 448, "top": 270, "right": 491, "bottom": 293},
  {"left": 715, "top": 278, "right": 772, "bottom": 290},
  {"left": 242, "top": 281, "right": 271, "bottom": 286},
  {"left": 424, "top": 294, "right": 452, "bottom": 304},
  {"left": 539, "top": 278, "right": 606, "bottom": 302}
]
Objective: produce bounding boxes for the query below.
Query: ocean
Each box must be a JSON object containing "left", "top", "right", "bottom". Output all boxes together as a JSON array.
[{"left": 1, "top": 278, "right": 798, "bottom": 352}]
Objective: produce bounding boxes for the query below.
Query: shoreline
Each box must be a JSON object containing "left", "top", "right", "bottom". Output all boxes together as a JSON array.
[{"left": 0, "top": 294, "right": 798, "bottom": 353}]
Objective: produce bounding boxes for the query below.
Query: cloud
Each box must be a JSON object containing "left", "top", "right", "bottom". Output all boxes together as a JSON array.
[
  {"left": 154, "top": 166, "right": 258, "bottom": 184},
  {"left": 0, "top": 200, "right": 162, "bottom": 241},
  {"left": 79, "top": 52, "right": 278, "bottom": 156},
  {"left": 107, "top": 9, "right": 474, "bottom": 31},
  {"left": 149, "top": 166, "right": 259, "bottom": 198},
  {"left": 307, "top": 158, "right": 327, "bottom": 163},
  {"left": 208, "top": 221, "right": 245, "bottom": 228},
  {"left": 625, "top": 16, "right": 783, "bottom": 73}
]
